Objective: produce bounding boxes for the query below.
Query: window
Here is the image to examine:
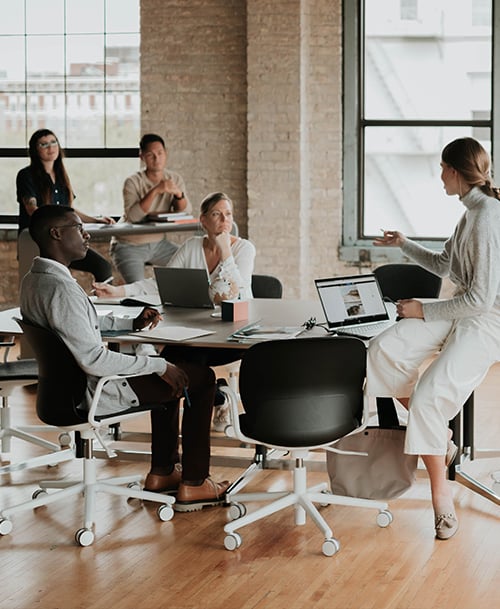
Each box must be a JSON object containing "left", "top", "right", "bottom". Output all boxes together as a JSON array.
[
  {"left": 0, "top": 0, "right": 140, "bottom": 220},
  {"left": 342, "top": 0, "right": 498, "bottom": 262}
]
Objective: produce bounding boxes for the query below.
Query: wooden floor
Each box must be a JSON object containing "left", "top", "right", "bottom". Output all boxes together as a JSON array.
[{"left": 1, "top": 366, "right": 499, "bottom": 609}]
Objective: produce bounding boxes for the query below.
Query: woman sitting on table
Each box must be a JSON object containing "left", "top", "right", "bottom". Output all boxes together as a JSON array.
[
  {"left": 16, "top": 128, "right": 115, "bottom": 282},
  {"left": 94, "top": 191, "right": 256, "bottom": 432},
  {"left": 368, "top": 137, "right": 500, "bottom": 540}
]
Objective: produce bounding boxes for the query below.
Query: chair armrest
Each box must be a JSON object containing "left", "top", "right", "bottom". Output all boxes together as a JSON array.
[{"left": 87, "top": 372, "right": 154, "bottom": 427}]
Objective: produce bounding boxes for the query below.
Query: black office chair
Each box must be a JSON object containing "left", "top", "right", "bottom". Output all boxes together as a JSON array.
[
  {"left": 0, "top": 320, "right": 175, "bottom": 546},
  {"left": 221, "top": 336, "right": 393, "bottom": 557},
  {"left": 373, "top": 263, "right": 443, "bottom": 425},
  {"left": 251, "top": 274, "right": 283, "bottom": 299},
  {"left": 373, "top": 263, "right": 442, "bottom": 302},
  {"left": 0, "top": 334, "right": 74, "bottom": 475}
]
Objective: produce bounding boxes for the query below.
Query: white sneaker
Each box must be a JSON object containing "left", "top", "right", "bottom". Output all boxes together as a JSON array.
[{"left": 212, "top": 402, "right": 230, "bottom": 432}]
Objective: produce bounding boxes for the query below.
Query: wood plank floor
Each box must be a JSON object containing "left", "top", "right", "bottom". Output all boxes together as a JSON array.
[{"left": 1, "top": 366, "right": 499, "bottom": 609}]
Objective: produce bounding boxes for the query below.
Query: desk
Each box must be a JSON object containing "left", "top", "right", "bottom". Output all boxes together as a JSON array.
[{"left": 0, "top": 299, "right": 327, "bottom": 470}]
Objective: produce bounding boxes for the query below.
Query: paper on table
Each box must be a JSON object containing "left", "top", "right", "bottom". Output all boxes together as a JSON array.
[
  {"left": 230, "top": 325, "right": 305, "bottom": 341},
  {"left": 136, "top": 326, "right": 215, "bottom": 342}
]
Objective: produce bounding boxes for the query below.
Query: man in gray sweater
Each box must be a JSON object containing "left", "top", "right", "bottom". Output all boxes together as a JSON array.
[{"left": 20, "top": 205, "right": 230, "bottom": 512}]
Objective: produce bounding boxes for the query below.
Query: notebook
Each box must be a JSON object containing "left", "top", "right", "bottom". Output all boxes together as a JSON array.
[
  {"left": 314, "top": 274, "right": 395, "bottom": 339},
  {"left": 153, "top": 267, "right": 214, "bottom": 309}
]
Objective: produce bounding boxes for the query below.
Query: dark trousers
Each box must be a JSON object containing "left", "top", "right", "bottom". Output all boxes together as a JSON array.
[{"left": 128, "top": 360, "right": 215, "bottom": 481}]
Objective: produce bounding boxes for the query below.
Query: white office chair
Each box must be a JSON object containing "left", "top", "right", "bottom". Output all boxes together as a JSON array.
[
  {"left": 0, "top": 334, "right": 74, "bottom": 475},
  {"left": 0, "top": 320, "right": 175, "bottom": 546},
  {"left": 221, "top": 337, "right": 393, "bottom": 557}
]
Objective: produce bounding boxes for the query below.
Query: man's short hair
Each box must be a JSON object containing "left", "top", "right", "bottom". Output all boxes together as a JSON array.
[
  {"left": 29, "top": 205, "right": 75, "bottom": 246},
  {"left": 139, "top": 133, "right": 165, "bottom": 151}
]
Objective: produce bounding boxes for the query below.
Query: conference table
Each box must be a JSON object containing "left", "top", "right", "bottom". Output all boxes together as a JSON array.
[{"left": 0, "top": 298, "right": 327, "bottom": 471}]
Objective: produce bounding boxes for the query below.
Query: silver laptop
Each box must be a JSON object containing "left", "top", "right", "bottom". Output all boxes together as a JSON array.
[
  {"left": 153, "top": 267, "right": 214, "bottom": 309},
  {"left": 314, "top": 274, "right": 395, "bottom": 339}
]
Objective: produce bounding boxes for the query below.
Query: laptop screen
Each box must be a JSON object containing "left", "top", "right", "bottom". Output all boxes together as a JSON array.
[
  {"left": 315, "top": 274, "right": 389, "bottom": 329},
  {"left": 154, "top": 267, "right": 214, "bottom": 308}
]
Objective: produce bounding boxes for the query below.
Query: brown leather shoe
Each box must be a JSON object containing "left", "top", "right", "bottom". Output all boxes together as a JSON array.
[
  {"left": 174, "top": 478, "right": 230, "bottom": 512},
  {"left": 144, "top": 463, "right": 182, "bottom": 493}
]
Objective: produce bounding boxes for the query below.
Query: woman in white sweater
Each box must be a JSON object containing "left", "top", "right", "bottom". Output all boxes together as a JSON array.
[
  {"left": 94, "top": 192, "right": 256, "bottom": 431},
  {"left": 94, "top": 191, "right": 255, "bottom": 303},
  {"left": 368, "top": 137, "right": 500, "bottom": 540}
]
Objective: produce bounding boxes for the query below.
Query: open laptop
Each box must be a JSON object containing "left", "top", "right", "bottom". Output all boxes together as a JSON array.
[
  {"left": 153, "top": 267, "right": 214, "bottom": 309},
  {"left": 314, "top": 274, "right": 395, "bottom": 339}
]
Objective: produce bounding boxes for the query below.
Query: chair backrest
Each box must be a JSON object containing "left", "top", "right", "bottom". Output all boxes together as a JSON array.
[
  {"left": 238, "top": 336, "right": 366, "bottom": 447},
  {"left": 17, "top": 319, "right": 87, "bottom": 427},
  {"left": 373, "top": 263, "right": 442, "bottom": 301},
  {"left": 251, "top": 274, "right": 283, "bottom": 299}
]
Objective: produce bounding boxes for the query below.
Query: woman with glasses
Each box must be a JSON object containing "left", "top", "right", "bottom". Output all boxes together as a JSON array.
[
  {"left": 16, "top": 128, "right": 114, "bottom": 282},
  {"left": 94, "top": 192, "right": 256, "bottom": 435}
]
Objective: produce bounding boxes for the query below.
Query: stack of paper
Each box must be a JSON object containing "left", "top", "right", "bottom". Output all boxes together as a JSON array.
[{"left": 136, "top": 326, "right": 214, "bottom": 342}]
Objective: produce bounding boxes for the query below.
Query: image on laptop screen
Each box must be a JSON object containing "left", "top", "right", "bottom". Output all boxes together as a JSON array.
[{"left": 315, "top": 274, "right": 389, "bottom": 330}]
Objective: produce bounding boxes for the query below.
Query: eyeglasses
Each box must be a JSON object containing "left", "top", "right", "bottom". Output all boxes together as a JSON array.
[
  {"left": 51, "top": 223, "right": 85, "bottom": 234},
  {"left": 38, "top": 140, "right": 59, "bottom": 149}
]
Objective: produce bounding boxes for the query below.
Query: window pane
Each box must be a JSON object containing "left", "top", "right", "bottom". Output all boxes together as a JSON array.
[
  {"left": 362, "top": 126, "right": 490, "bottom": 239},
  {"left": 66, "top": 0, "right": 104, "bottom": 34},
  {"left": 0, "top": 36, "right": 25, "bottom": 79},
  {"left": 26, "top": 36, "right": 65, "bottom": 90},
  {"left": 0, "top": 0, "right": 24, "bottom": 34},
  {"left": 64, "top": 157, "right": 140, "bottom": 217},
  {"left": 105, "top": 92, "right": 140, "bottom": 146},
  {"left": 66, "top": 34, "right": 105, "bottom": 83},
  {"left": 26, "top": 0, "right": 64, "bottom": 34},
  {"left": 66, "top": 93, "right": 105, "bottom": 147},
  {"left": 1, "top": 157, "right": 139, "bottom": 217},
  {"left": 106, "top": 0, "right": 140, "bottom": 33},
  {"left": 105, "top": 33, "right": 140, "bottom": 89},
  {"left": 364, "top": 1, "right": 492, "bottom": 120}
]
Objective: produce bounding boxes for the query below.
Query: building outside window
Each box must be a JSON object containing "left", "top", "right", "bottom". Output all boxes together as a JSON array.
[
  {"left": 342, "top": 0, "right": 497, "bottom": 262},
  {"left": 0, "top": 0, "right": 140, "bottom": 220}
]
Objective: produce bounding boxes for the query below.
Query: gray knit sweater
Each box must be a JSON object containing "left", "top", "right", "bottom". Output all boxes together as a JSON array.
[{"left": 400, "top": 186, "right": 500, "bottom": 321}]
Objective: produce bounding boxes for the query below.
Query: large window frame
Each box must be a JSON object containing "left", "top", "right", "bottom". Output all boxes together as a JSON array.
[
  {"left": 0, "top": 0, "right": 140, "bottom": 224},
  {"left": 341, "top": 0, "right": 500, "bottom": 264}
]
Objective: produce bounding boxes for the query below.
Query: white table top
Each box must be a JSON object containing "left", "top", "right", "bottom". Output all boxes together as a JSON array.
[{"left": 0, "top": 299, "right": 326, "bottom": 350}]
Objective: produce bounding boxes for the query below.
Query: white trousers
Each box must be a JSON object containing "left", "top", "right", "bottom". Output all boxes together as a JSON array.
[{"left": 366, "top": 314, "right": 500, "bottom": 456}]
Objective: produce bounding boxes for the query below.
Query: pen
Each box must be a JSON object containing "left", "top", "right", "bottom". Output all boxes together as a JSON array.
[
  {"left": 90, "top": 276, "right": 114, "bottom": 295},
  {"left": 183, "top": 386, "right": 191, "bottom": 408}
]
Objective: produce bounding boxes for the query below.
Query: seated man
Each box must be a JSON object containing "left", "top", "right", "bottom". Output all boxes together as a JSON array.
[
  {"left": 20, "top": 205, "right": 229, "bottom": 512},
  {"left": 110, "top": 133, "right": 192, "bottom": 282}
]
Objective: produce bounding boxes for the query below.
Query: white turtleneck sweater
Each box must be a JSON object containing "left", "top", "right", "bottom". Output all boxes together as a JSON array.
[{"left": 400, "top": 186, "right": 500, "bottom": 321}]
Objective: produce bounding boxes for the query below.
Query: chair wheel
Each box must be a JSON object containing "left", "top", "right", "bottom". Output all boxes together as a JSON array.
[
  {"left": 32, "top": 488, "right": 47, "bottom": 500},
  {"left": 228, "top": 502, "right": 247, "bottom": 520},
  {"left": 322, "top": 538, "right": 340, "bottom": 556},
  {"left": 224, "top": 532, "right": 242, "bottom": 551},
  {"left": 0, "top": 518, "right": 13, "bottom": 535},
  {"left": 75, "top": 528, "right": 94, "bottom": 546},
  {"left": 58, "top": 432, "right": 72, "bottom": 447},
  {"left": 157, "top": 504, "right": 174, "bottom": 522},
  {"left": 376, "top": 510, "right": 393, "bottom": 528}
]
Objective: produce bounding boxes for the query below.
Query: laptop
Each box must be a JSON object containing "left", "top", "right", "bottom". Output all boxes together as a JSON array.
[
  {"left": 314, "top": 274, "right": 395, "bottom": 339},
  {"left": 153, "top": 267, "right": 214, "bottom": 309}
]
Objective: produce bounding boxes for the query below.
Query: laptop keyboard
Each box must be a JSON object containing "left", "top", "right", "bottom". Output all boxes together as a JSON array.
[{"left": 335, "top": 320, "right": 394, "bottom": 338}]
